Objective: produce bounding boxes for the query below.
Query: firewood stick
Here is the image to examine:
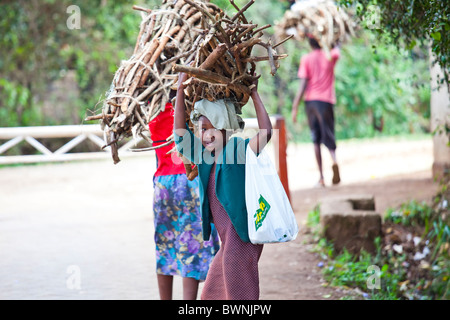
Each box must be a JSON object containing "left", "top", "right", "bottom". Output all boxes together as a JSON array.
[
  {"left": 133, "top": 20, "right": 147, "bottom": 55},
  {"left": 184, "top": 0, "right": 231, "bottom": 48},
  {"left": 140, "top": 131, "right": 153, "bottom": 145},
  {"left": 129, "top": 140, "right": 173, "bottom": 152},
  {"left": 134, "top": 109, "right": 149, "bottom": 133},
  {"left": 173, "top": 64, "right": 251, "bottom": 96},
  {"left": 256, "top": 41, "right": 277, "bottom": 76},
  {"left": 234, "top": 37, "right": 261, "bottom": 51},
  {"left": 230, "top": 0, "right": 254, "bottom": 23},
  {"left": 217, "top": 55, "right": 234, "bottom": 76},
  {"left": 179, "top": 2, "right": 191, "bottom": 17},
  {"left": 199, "top": 43, "right": 227, "bottom": 70},
  {"left": 148, "top": 92, "right": 162, "bottom": 122},
  {"left": 242, "top": 54, "right": 288, "bottom": 63},
  {"left": 232, "top": 72, "right": 261, "bottom": 83},
  {"left": 138, "top": 25, "right": 181, "bottom": 87},
  {"left": 118, "top": 48, "right": 146, "bottom": 86},
  {"left": 121, "top": 39, "right": 160, "bottom": 112},
  {"left": 110, "top": 132, "right": 121, "bottom": 164},
  {"left": 253, "top": 24, "right": 271, "bottom": 35},
  {"left": 166, "top": 133, "right": 174, "bottom": 141},
  {"left": 132, "top": 5, "right": 152, "bottom": 14},
  {"left": 174, "top": 0, "right": 186, "bottom": 10},
  {"left": 273, "top": 34, "right": 294, "bottom": 49},
  {"left": 184, "top": 0, "right": 215, "bottom": 22},
  {"left": 161, "top": 44, "right": 197, "bottom": 65},
  {"left": 234, "top": 23, "right": 258, "bottom": 29},
  {"left": 141, "top": 15, "right": 156, "bottom": 46},
  {"left": 85, "top": 114, "right": 114, "bottom": 121},
  {"left": 139, "top": 26, "right": 180, "bottom": 86},
  {"left": 232, "top": 49, "right": 245, "bottom": 76},
  {"left": 175, "top": 11, "right": 203, "bottom": 42},
  {"left": 235, "top": 24, "right": 256, "bottom": 42}
]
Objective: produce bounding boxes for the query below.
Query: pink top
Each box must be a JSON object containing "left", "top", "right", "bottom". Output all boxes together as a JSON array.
[{"left": 298, "top": 48, "right": 340, "bottom": 104}]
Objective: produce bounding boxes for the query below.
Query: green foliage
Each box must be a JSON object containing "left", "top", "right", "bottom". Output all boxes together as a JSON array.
[
  {"left": 334, "top": 33, "right": 430, "bottom": 139},
  {"left": 321, "top": 245, "right": 404, "bottom": 300},
  {"left": 385, "top": 200, "right": 434, "bottom": 228},
  {"left": 254, "top": 33, "right": 431, "bottom": 141},
  {"left": 339, "top": 0, "right": 450, "bottom": 87},
  {"left": 308, "top": 178, "right": 450, "bottom": 300},
  {"left": 0, "top": 0, "right": 157, "bottom": 127}
]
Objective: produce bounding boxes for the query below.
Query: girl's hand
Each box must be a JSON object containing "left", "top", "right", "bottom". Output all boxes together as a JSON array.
[
  {"left": 249, "top": 75, "right": 272, "bottom": 154},
  {"left": 177, "top": 72, "right": 189, "bottom": 88},
  {"left": 174, "top": 72, "right": 190, "bottom": 133},
  {"left": 250, "top": 72, "right": 259, "bottom": 96}
]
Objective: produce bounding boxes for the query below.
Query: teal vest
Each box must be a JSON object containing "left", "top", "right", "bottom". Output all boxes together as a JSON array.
[{"left": 174, "top": 127, "right": 250, "bottom": 242}]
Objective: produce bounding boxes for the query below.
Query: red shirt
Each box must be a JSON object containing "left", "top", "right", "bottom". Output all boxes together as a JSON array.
[
  {"left": 298, "top": 47, "right": 340, "bottom": 104},
  {"left": 149, "top": 103, "right": 186, "bottom": 177}
]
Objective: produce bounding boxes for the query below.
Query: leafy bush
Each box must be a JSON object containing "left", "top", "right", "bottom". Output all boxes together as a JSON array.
[{"left": 308, "top": 177, "right": 450, "bottom": 300}]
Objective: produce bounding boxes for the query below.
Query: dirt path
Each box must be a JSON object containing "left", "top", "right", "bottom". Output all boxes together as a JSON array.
[
  {"left": 0, "top": 136, "right": 438, "bottom": 300},
  {"left": 259, "top": 170, "right": 438, "bottom": 300},
  {"left": 259, "top": 136, "right": 438, "bottom": 300}
]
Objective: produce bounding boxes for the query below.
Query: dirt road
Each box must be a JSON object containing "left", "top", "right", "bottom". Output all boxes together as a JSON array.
[{"left": 0, "top": 136, "right": 438, "bottom": 299}]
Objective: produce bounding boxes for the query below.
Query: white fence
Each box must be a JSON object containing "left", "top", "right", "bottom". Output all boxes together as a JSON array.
[
  {"left": 0, "top": 124, "right": 145, "bottom": 165},
  {"left": 0, "top": 119, "right": 266, "bottom": 165}
]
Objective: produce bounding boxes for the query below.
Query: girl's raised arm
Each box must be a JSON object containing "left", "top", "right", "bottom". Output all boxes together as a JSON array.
[
  {"left": 174, "top": 72, "right": 189, "bottom": 136},
  {"left": 248, "top": 79, "right": 272, "bottom": 154}
]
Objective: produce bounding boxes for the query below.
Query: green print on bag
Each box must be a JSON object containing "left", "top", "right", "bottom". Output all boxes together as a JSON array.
[{"left": 254, "top": 195, "right": 271, "bottom": 231}]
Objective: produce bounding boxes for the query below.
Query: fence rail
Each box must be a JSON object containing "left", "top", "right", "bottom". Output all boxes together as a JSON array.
[
  {"left": 0, "top": 116, "right": 290, "bottom": 198},
  {"left": 0, "top": 124, "right": 144, "bottom": 165}
]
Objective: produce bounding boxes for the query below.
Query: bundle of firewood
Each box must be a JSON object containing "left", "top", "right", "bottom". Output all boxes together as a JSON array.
[
  {"left": 86, "top": 0, "right": 221, "bottom": 164},
  {"left": 87, "top": 0, "right": 290, "bottom": 164},
  {"left": 275, "top": 0, "right": 356, "bottom": 55},
  {"left": 172, "top": 0, "right": 291, "bottom": 117}
]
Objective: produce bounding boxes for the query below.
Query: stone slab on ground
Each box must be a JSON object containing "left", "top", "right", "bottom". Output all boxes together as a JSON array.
[{"left": 320, "top": 195, "right": 382, "bottom": 254}]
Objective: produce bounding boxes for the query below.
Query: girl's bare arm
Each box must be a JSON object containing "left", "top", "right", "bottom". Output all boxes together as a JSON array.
[
  {"left": 174, "top": 72, "right": 189, "bottom": 136},
  {"left": 249, "top": 80, "right": 272, "bottom": 154}
]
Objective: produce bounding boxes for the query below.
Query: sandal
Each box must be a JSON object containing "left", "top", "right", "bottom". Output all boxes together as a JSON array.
[
  {"left": 332, "top": 164, "right": 341, "bottom": 185},
  {"left": 315, "top": 179, "right": 325, "bottom": 188}
]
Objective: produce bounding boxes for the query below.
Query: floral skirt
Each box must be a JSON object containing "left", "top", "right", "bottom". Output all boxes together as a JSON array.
[{"left": 153, "top": 174, "right": 219, "bottom": 281}]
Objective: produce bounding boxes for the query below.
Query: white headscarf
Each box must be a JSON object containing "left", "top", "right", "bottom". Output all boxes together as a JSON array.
[{"left": 190, "top": 99, "right": 245, "bottom": 131}]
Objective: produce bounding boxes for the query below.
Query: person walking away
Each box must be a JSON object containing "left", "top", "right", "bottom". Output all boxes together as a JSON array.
[
  {"left": 149, "top": 97, "right": 219, "bottom": 300},
  {"left": 292, "top": 35, "right": 341, "bottom": 187}
]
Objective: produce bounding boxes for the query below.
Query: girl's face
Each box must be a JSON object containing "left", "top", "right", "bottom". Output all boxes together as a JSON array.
[{"left": 198, "top": 116, "right": 227, "bottom": 153}]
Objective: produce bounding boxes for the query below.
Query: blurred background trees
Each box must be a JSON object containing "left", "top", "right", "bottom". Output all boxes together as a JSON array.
[
  {"left": 0, "top": 0, "right": 435, "bottom": 142},
  {"left": 0, "top": 0, "right": 147, "bottom": 127}
]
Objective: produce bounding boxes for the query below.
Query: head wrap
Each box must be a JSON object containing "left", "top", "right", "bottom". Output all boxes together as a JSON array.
[{"left": 190, "top": 99, "right": 245, "bottom": 131}]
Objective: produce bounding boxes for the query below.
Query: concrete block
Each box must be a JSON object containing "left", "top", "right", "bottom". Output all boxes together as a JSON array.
[{"left": 320, "top": 195, "right": 381, "bottom": 254}]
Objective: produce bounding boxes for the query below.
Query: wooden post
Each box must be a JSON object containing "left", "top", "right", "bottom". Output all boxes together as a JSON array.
[{"left": 273, "top": 115, "right": 291, "bottom": 202}]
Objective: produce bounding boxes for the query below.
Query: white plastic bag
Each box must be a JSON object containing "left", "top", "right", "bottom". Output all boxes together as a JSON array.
[{"left": 245, "top": 144, "right": 299, "bottom": 244}]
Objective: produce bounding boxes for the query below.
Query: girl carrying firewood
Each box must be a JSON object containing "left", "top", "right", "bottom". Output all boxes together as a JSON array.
[{"left": 174, "top": 72, "right": 272, "bottom": 300}]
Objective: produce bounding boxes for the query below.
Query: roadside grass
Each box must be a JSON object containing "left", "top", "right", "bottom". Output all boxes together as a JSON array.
[{"left": 306, "top": 176, "right": 450, "bottom": 300}]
